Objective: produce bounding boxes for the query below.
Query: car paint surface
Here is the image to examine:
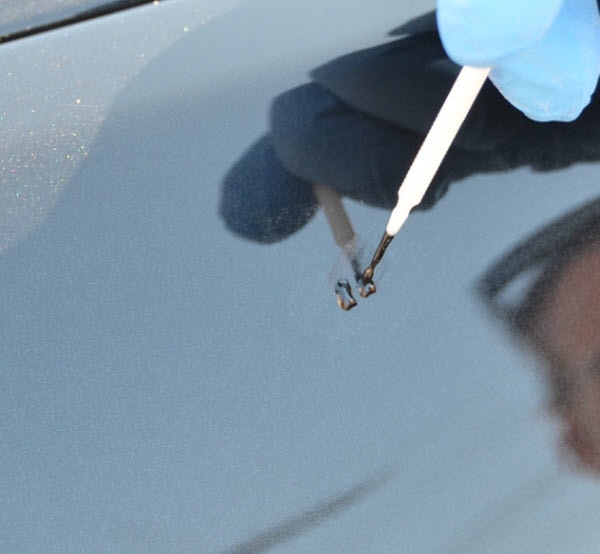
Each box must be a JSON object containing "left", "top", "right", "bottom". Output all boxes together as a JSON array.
[{"left": 2, "top": 1, "right": 600, "bottom": 552}]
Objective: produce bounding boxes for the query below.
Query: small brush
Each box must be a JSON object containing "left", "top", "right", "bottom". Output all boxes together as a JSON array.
[{"left": 360, "top": 65, "right": 491, "bottom": 289}]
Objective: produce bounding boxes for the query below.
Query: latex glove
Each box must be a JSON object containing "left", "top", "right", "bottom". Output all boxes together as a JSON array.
[{"left": 437, "top": 0, "right": 600, "bottom": 121}]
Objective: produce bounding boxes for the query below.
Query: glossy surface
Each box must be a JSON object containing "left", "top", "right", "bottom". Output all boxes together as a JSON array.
[
  {"left": 2, "top": 1, "right": 600, "bottom": 552},
  {"left": 1, "top": 0, "right": 122, "bottom": 36}
]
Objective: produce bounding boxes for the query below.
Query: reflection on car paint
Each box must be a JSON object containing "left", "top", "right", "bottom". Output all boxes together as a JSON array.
[
  {"left": 315, "top": 184, "right": 377, "bottom": 309},
  {"left": 222, "top": 469, "right": 395, "bottom": 554},
  {"left": 479, "top": 196, "right": 600, "bottom": 475}
]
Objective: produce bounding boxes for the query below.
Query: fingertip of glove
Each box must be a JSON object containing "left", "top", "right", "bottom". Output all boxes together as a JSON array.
[{"left": 437, "top": 0, "right": 562, "bottom": 65}]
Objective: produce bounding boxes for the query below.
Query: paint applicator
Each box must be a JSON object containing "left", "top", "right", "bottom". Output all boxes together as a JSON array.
[
  {"left": 316, "top": 66, "right": 490, "bottom": 310},
  {"left": 360, "top": 66, "right": 491, "bottom": 289}
]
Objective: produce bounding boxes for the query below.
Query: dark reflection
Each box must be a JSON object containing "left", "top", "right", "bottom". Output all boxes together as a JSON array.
[
  {"left": 220, "top": 11, "right": 600, "bottom": 244},
  {"left": 222, "top": 470, "right": 394, "bottom": 554},
  {"left": 479, "top": 198, "right": 600, "bottom": 475},
  {"left": 0, "top": 0, "right": 164, "bottom": 43}
]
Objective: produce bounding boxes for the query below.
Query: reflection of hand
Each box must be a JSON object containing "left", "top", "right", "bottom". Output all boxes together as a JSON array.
[
  {"left": 221, "top": 12, "right": 600, "bottom": 243},
  {"left": 437, "top": 0, "right": 600, "bottom": 121}
]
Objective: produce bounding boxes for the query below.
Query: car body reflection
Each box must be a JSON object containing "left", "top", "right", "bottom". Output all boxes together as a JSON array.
[{"left": 480, "top": 197, "right": 600, "bottom": 475}]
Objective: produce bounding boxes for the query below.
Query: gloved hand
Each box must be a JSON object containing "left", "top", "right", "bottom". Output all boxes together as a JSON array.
[
  {"left": 437, "top": 0, "right": 600, "bottom": 122},
  {"left": 221, "top": 12, "right": 600, "bottom": 243}
]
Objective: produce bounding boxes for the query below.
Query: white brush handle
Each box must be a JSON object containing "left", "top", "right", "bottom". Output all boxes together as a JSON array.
[{"left": 386, "top": 65, "right": 490, "bottom": 236}]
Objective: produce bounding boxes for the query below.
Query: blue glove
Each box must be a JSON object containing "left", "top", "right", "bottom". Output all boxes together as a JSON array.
[{"left": 437, "top": 0, "right": 600, "bottom": 121}]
